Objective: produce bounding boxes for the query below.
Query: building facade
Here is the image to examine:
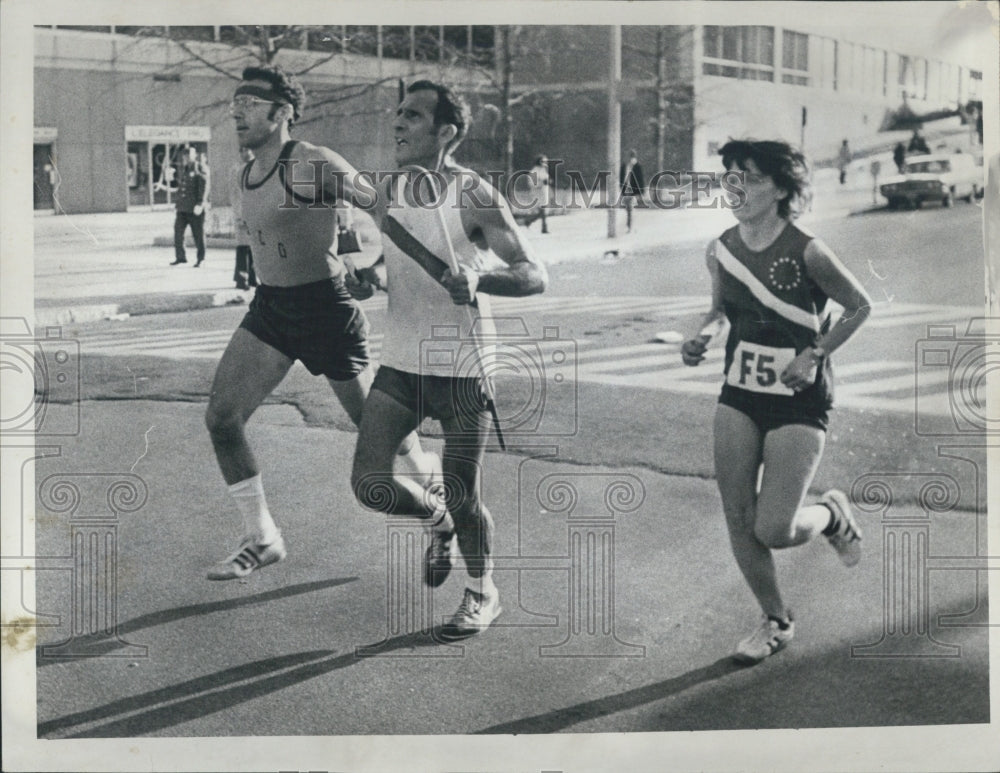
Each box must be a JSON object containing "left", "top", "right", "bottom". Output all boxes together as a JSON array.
[{"left": 34, "top": 24, "right": 983, "bottom": 214}]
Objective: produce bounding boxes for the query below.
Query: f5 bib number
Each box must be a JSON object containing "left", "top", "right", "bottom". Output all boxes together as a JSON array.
[{"left": 727, "top": 342, "right": 796, "bottom": 396}]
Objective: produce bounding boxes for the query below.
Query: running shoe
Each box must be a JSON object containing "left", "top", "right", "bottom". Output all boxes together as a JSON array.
[
  {"left": 207, "top": 532, "right": 286, "bottom": 581},
  {"left": 423, "top": 529, "right": 455, "bottom": 587},
  {"left": 734, "top": 615, "right": 795, "bottom": 664},
  {"left": 438, "top": 588, "right": 502, "bottom": 640},
  {"left": 821, "top": 489, "right": 862, "bottom": 567}
]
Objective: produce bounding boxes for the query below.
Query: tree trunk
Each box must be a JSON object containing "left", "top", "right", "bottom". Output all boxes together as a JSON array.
[
  {"left": 500, "top": 26, "right": 515, "bottom": 183},
  {"left": 656, "top": 27, "right": 667, "bottom": 173}
]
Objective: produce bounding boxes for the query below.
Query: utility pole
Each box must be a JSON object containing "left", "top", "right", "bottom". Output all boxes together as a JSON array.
[
  {"left": 656, "top": 27, "right": 668, "bottom": 173},
  {"left": 607, "top": 25, "right": 622, "bottom": 239}
]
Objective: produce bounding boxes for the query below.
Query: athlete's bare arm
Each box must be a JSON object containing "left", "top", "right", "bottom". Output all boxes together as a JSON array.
[
  {"left": 441, "top": 182, "right": 547, "bottom": 305},
  {"left": 682, "top": 240, "right": 726, "bottom": 366},
  {"left": 801, "top": 239, "right": 872, "bottom": 353},
  {"left": 287, "top": 141, "right": 386, "bottom": 227},
  {"left": 778, "top": 238, "right": 871, "bottom": 390}
]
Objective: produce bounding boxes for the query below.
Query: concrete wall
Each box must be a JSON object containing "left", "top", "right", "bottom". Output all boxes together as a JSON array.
[{"left": 33, "top": 28, "right": 488, "bottom": 214}]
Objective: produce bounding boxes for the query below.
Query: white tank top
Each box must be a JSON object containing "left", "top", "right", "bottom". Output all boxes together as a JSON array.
[{"left": 380, "top": 174, "right": 497, "bottom": 377}]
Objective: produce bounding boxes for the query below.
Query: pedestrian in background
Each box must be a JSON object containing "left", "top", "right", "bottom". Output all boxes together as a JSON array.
[
  {"left": 619, "top": 149, "right": 645, "bottom": 233},
  {"left": 870, "top": 158, "right": 881, "bottom": 204},
  {"left": 908, "top": 129, "right": 930, "bottom": 155},
  {"left": 837, "top": 139, "right": 851, "bottom": 185},
  {"left": 893, "top": 142, "right": 907, "bottom": 174},
  {"left": 231, "top": 146, "right": 256, "bottom": 290},
  {"left": 171, "top": 145, "right": 209, "bottom": 266},
  {"left": 524, "top": 154, "right": 553, "bottom": 234}
]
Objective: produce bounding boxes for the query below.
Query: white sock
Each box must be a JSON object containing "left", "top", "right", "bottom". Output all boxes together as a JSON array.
[
  {"left": 228, "top": 473, "right": 278, "bottom": 542},
  {"left": 466, "top": 569, "right": 497, "bottom": 599}
]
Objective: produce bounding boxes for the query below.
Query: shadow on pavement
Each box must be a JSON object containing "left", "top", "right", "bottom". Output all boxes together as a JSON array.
[
  {"left": 42, "top": 630, "right": 444, "bottom": 738},
  {"left": 36, "top": 577, "right": 358, "bottom": 666},
  {"left": 476, "top": 657, "right": 742, "bottom": 734}
]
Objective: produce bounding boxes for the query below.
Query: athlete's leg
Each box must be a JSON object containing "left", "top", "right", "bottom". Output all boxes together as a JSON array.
[
  {"left": 439, "top": 410, "right": 493, "bottom": 581},
  {"left": 326, "top": 368, "right": 372, "bottom": 427},
  {"left": 205, "top": 328, "right": 293, "bottom": 485},
  {"left": 713, "top": 403, "right": 787, "bottom": 620},
  {"left": 754, "top": 423, "right": 828, "bottom": 550},
  {"left": 351, "top": 388, "right": 440, "bottom": 518},
  {"left": 437, "top": 408, "right": 501, "bottom": 639},
  {"left": 204, "top": 328, "right": 295, "bottom": 579},
  {"left": 328, "top": 368, "right": 439, "bottom": 476}
]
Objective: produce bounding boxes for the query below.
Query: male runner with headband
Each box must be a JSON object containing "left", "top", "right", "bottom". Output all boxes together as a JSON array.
[
  {"left": 205, "top": 65, "right": 438, "bottom": 580},
  {"left": 346, "top": 80, "right": 548, "bottom": 639}
]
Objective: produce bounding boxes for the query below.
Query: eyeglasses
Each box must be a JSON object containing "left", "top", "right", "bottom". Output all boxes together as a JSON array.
[{"left": 229, "top": 95, "right": 277, "bottom": 113}]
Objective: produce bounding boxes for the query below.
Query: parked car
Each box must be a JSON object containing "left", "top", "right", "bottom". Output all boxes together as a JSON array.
[{"left": 880, "top": 153, "right": 983, "bottom": 209}]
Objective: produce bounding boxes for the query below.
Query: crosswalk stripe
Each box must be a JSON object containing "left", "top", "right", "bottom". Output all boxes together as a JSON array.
[
  {"left": 866, "top": 307, "right": 984, "bottom": 330},
  {"left": 72, "top": 295, "right": 977, "bottom": 416}
]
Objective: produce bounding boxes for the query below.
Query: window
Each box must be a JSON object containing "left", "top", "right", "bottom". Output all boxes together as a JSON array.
[
  {"left": 470, "top": 25, "right": 495, "bottom": 67},
  {"left": 703, "top": 26, "right": 774, "bottom": 81},
  {"left": 307, "top": 27, "right": 345, "bottom": 53},
  {"left": 781, "top": 30, "right": 809, "bottom": 85},
  {"left": 56, "top": 26, "right": 112, "bottom": 33},
  {"left": 344, "top": 26, "right": 378, "bottom": 56},
  {"left": 413, "top": 26, "right": 440, "bottom": 62},
  {"left": 114, "top": 26, "right": 167, "bottom": 37},
  {"left": 381, "top": 26, "right": 411, "bottom": 59},
  {"left": 443, "top": 25, "right": 469, "bottom": 54},
  {"left": 968, "top": 69, "right": 983, "bottom": 98},
  {"left": 169, "top": 27, "right": 215, "bottom": 43}
]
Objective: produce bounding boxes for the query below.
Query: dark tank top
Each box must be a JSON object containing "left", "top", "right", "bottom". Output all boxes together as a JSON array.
[{"left": 715, "top": 222, "right": 833, "bottom": 410}]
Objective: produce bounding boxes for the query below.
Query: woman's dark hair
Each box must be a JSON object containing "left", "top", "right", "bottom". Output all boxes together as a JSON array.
[
  {"left": 534, "top": 155, "right": 547, "bottom": 166},
  {"left": 406, "top": 79, "right": 472, "bottom": 150},
  {"left": 719, "top": 139, "right": 811, "bottom": 219},
  {"left": 241, "top": 65, "right": 306, "bottom": 126}
]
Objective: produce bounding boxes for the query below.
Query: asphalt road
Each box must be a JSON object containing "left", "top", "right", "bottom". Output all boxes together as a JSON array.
[{"left": 19, "top": 202, "right": 996, "bottom": 767}]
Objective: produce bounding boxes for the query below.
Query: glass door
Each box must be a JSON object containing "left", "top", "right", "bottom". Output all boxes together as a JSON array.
[
  {"left": 126, "top": 141, "right": 150, "bottom": 207},
  {"left": 33, "top": 144, "right": 56, "bottom": 211}
]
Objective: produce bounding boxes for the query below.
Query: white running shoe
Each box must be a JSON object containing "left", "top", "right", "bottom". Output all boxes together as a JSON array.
[
  {"left": 821, "top": 489, "right": 862, "bottom": 567},
  {"left": 439, "top": 588, "right": 502, "bottom": 640},
  {"left": 207, "top": 532, "right": 286, "bottom": 581},
  {"left": 734, "top": 615, "right": 795, "bottom": 664}
]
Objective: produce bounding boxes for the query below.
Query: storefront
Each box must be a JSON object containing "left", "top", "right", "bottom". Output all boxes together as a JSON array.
[
  {"left": 33, "top": 127, "right": 59, "bottom": 212},
  {"left": 125, "top": 125, "right": 211, "bottom": 210}
]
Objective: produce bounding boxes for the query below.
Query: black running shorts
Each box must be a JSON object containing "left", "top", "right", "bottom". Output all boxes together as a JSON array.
[
  {"left": 718, "top": 384, "right": 829, "bottom": 434},
  {"left": 372, "top": 364, "right": 489, "bottom": 429},
  {"left": 239, "top": 278, "right": 370, "bottom": 381}
]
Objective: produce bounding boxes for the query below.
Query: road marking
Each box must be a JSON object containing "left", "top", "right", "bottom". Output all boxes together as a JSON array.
[{"left": 74, "top": 297, "right": 978, "bottom": 415}]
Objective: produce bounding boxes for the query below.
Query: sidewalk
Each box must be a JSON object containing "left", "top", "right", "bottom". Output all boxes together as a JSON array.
[{"left": 32, "top": 123, "right": 974, "bottom": 328}]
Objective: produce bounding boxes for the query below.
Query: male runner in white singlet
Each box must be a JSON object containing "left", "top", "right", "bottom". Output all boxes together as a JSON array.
[
  {"left": 347, "top": 81, "right": 548, "bottom": 639},
  {"left": 204, "top": 66, "right": 438, "bottom": 580}
]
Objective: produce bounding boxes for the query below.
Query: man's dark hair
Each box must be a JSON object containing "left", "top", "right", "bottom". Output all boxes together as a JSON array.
[
  {"left": 719, "top": 139, "right": 811, "bottom": 219},
  {"left": 406, "top": 79, "right": 472, "bottom": 150},
  {"left": 241, "top": 65, "right": 306, "bottom": 126}
]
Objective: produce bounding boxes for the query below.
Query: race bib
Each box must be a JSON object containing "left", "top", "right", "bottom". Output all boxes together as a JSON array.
[{"left": 726, "top": 341, "right": 796, "bottom": 396}]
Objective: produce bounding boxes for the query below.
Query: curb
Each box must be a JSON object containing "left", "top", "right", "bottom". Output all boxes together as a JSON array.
[
  {"left": 35, "top": 288, "right": 252, "bottom": 327},
  {"left": 153, "top": 236, "right": 238, "bottom": 249}
]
